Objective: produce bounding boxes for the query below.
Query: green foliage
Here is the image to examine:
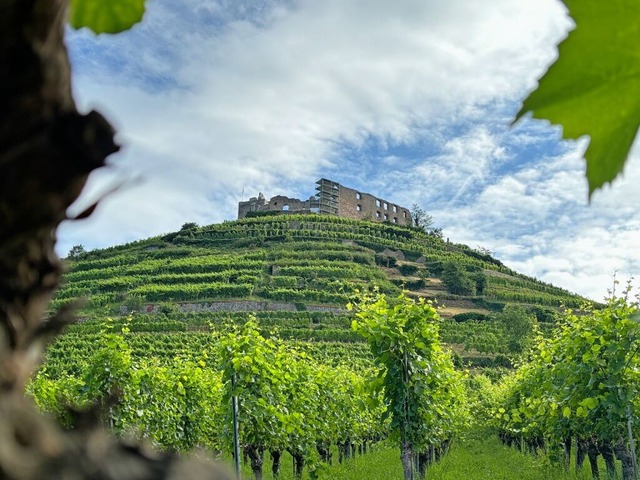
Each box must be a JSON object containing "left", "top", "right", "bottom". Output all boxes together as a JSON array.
[
  {"left": 492, "top": 287, "right": 640, "bottom": 464},
  {"left": 410, "top": 204, "right": 434, "bottom": 231},
  {"left": 451, "top": 312, "right": 489, "bottom": 323},
  {"left": 526, "top": 305, "right": 557, "bottom": 324},
  {"left": 180, "top": 222, "right": 198, "bottom": 231},
  {"left": 50, "top": 214, "right": 585, "bottom": 376},
  {"left": 518, "top": 0, "right": 640, "bottom": 196},
  {"left": 441, "top": 262, "right": 476, "bottom": 296},
  {"left": 55, "top": 214, "right": 582, "bottom": 316},
  {"left": 66, "top": 244, "right": 87, "bottom": 260},
  {"left": 375, "top": 254, "right": 398, "bottom": 268},
  {"left": 69, "top": 0, "right": 146, "bottom": 34},
  {"left": 32, "top": 321, "right": 387, "bottom": 468},
  {"left": 397, "top": 264, "right": 419, "bottom": 276},
  {"left": 495, "top": 304, "right": 537, "bottom": 354},
  {"left": 473, "top": 271, "right": 487, "bottom": 295},
  {"left": 219, "top": 318, "right": 293, "bottom": 457},
  {"left": 350, "top": 291, "right": 466, "bottom": 478}
]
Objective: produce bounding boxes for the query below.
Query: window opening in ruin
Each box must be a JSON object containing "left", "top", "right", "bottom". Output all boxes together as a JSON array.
[
  {"left": 356, "top": 192, "right": 361, "bottom": 200},
  {"left": 384, "top": 214, "right": 389, "bottom": 220},
  {"left": 403, "top": 211, "right": 407, "bottom": 218},
  {"left": 376, "top": 211, "right": 381, "bottom": 218},
  {"left": 376, "top": 199, "right": 381, "bottom": 207},
  {"left": 393, "top": 205, "right": 397, "bottom": 213},
  {"left": 384, "top": 202, "right": 388, "bottom": 210},
  {"left": 393, "top": 217, "right": 398, "bottom": 223},
  {"left": 356, "top": 204, "right": 362, "bottom": 211},
  {"left": 282, "top": 204, "right": 290, "bottom": 211}
]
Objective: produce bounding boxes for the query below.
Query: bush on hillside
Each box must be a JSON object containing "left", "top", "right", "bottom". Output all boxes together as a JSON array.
[
  {"left": 375, "top": 254, "right": 397, "bottom": 268},
  {"left": 397, "top": 264, "right": 419, "bottom": 276},
  {"left": 441, "top": 261, "right": 476, "bottom": 296},
  {"left": 471, "top": 298, "right": 505, "bottom": 312},
  {"left": 526, "top": 305, "right": 557, "bottom": 323},
  {"left": 451, "top": 312, "right": 490, "bottom": 322},
  {"left": 473, "top": 271, "right": 487, "bottom": 295},
  {"left": 495, "top": 304, "right": 537, "bottom": 354}
]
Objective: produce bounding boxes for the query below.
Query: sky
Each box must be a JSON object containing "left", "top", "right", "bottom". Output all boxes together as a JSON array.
[{"left": 59, "top": 0, "right": 640, "bottom": 302}]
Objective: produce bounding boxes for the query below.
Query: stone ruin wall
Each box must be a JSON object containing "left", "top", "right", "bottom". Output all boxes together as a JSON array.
[
  {"left": 238, "top": 193, "right": 317, "bottom": 219},
  {"left": 238, "top": 178, "right": 412, "bottom": 227},
  {"left": 336, "top": 183, "right": 412, "bottom": 226}
]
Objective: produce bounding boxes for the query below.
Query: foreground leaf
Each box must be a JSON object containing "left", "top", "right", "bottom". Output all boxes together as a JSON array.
[
  {"left": 69, "top": 0, "right": 146, "bottom": 34},
  {"left": 517, "top": 0, "right": 640, "bottom": 197}
]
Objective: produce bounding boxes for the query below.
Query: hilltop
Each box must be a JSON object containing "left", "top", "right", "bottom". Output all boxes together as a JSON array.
[{"left": 48, "top": 214, "right": 587, "bottom": 371}]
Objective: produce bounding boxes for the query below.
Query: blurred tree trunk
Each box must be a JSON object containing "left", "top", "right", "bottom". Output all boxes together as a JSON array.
[
  {"left": 0, "top": 1, "right": 229, "bottom": 478},
  {"left": 0, "top": 0, "right": 116, "bottom": 392}
]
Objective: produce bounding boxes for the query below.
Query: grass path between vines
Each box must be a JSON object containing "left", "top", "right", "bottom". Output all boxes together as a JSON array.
[
  {"left": 423, "top": 436, "right": 597, "bottom": 480},
  {"left": 231, "top": 435, "right": 607, "bottom": 479}
]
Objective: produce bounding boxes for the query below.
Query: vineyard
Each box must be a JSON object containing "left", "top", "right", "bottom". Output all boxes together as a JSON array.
[
  {"left": 34, "top": 294, "right": 466, "bottom": 480},
  {"left": 36, "top": 214, "right": 616, "bottom": 479},
  {"left": 50, "top": 215, "right": 584, "bottom": 374},
  {"left": 486, "top": 288, "right": 640, "bottom": 480},
  {"left": 55, "top": 215, "right": 585, "bottom": 316}
]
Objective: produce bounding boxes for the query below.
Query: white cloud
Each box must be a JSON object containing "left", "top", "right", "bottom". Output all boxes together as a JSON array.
[
  {"left": 58, "top": 0, "right": 640, "bottom": 301},
  {"left": 412, "top": 135, "right": 640, "bottom": 301}
]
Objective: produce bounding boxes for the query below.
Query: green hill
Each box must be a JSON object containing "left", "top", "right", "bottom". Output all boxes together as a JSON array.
[{"left": 46, "top": 213, "right": 586, "bottom": 372}]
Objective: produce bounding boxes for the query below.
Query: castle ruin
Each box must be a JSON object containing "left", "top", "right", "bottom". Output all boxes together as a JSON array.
[{"left": 238, "top": 178, "right": 413, "bottom": 226}]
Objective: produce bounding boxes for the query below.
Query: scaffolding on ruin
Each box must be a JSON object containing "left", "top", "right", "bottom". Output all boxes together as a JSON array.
[{"left": 316, "top": 178, "right": 340, "bottom": 216}]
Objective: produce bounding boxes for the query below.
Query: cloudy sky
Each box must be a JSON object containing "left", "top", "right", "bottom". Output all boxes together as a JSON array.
[{"left": 59, "top": 0, "right": 640, "bottom": 301}]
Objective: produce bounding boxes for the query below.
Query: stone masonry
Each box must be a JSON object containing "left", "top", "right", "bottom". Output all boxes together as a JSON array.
[{"left": 238, "top": 178, "right": 412, "bottom": 226}]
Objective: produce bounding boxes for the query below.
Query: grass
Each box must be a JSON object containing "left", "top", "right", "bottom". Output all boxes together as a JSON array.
[
  {"left": 223, "top": 436, "right": 622, "bottom": 480},
  {"left": 426, "top": 436, "right": 594, "bottom": 480}
]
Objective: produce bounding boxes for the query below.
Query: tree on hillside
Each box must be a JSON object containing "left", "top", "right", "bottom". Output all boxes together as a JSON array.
[
  {"left": 496, "top": 304, "right": 537, "bottom": 354},
  {"left": 411, "top": 204, "right": 434, "bottom": 231},
  {"left": 475, "top": 246, "right": 494, "bottom": 257},
  {"left": 180, "top": 222, "right": 198, "bottom": 231},
  {"left": 411, "top": 204, "right": 443, "bottom": 238},
  {"left": 67, "top": 244, "right": 87, "bottom": 260},
  {"left": 473, "top": 270, "right": 487, "bottom": 295},
  {"left": 441, "top": 261, "right": 476, "bottom": 296}
]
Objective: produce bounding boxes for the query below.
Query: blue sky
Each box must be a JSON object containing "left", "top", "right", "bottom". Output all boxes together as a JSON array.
[{"left": 59, "top": 0, "right": 640, "bottom": 301}]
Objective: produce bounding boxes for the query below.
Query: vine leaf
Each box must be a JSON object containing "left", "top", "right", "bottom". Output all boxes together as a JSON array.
[
  {"left": 516, "top": 0, "right": 640, "bottom": 198},
  {"left": 69, "top": 0, "right": 146, "bottom": 34}
]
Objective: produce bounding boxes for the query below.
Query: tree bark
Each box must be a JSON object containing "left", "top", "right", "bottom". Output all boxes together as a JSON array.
[
  {"left": 316, "top": 442, "right": 331, "bottom": 464},
  {"left": 576, "top": 437, "right": 587, "bottom": 472},
  {"left": 245, "top": 445, "right": 264, "bottom": 480},
  {"left": 292, "top": 452, "right": 305, "bottom": 480},
  {"left": 586, "top": 438, "right": 600, "bottom": 479},
  {"left": 600, "top": 442, "right": 617, "bottom": 478},
  {"left": 401, "top": 442, "right": 414, "bottom": 480},
  {"left": 338, "top": 441, "right": 350, "bottom": 463},
  {"left": 0, "top": 0, "right": 113, "bottom": 391},
  {"left": 0, "top": 1, "right": 231, "bottom": 479},
  {"left": 270, "top": 450, "right": 281, "bottom": 479},
  {"left": 417, "top": 450, "right": 429, "bottom": 478},
  {"left": 614, "top": 442, "right": 636, "bottom": 480},
  {"left": 562, "top": 436, "right": 572, "bottom": 470}
]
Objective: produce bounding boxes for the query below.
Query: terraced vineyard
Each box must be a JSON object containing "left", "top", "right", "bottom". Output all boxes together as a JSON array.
[
  {"left": 33, "top": 214, "right": 599, "bottom": 479},
  {"left": 47, "top": 214, "right": 585, "bottom": 371}
]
